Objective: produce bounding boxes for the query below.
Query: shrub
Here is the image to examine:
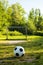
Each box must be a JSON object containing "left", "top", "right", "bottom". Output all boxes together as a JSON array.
[
  {"left": 35, "top": 31, "right": 43, "bottom": 36},
  {"left": 8, "top": 30, "right": 23, "bottom": 36}
]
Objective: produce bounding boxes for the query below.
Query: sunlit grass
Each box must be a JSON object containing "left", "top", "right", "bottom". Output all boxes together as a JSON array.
[
  {"left": 0, "top": 36, "right": 43, "bottom": 65},
  {"left": 0, "top": 34, "right": 43, "bottom": 40}
]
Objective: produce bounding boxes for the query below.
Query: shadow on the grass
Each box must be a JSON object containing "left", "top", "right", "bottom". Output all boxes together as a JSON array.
[
  {"left": 0, "top": 56, "right": 17, "bottom": 60},
  {"left": 0, "top": 52, "right": 43, "bottom": 62}
]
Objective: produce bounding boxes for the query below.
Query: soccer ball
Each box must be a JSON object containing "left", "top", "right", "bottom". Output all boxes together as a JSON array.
[{"left": 14, "top": 46, "right": 25, "bottom": 57}]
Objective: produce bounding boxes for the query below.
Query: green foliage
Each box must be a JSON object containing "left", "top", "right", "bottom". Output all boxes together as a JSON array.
[
  {"left": 27, "top": 8, "right": 37, "bottom": 34},
  {"left": 9, "top": 3, "right": 26, "bottom": 26},
  {"left": 28, "top": 8, "right": 43, "bottom": 34},
  {"left": 0, "top": 0, "right": 43, "bottom": 35},
  {"left": 27, "top": 19, "right": 36, "bottom": 34},
  {"left": 40, "top": 20, "right": 43, "bottom": 30},
  {"left": 8, "top": 30, "right": 23, "bottom": 36}
]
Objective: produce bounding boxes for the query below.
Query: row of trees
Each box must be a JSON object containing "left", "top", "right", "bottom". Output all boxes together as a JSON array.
[{"left": 0, "top": 0, "right": 43, "bottom": 35}]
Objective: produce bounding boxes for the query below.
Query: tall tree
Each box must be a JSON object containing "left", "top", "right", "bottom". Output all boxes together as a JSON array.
[
  {"left": 10, "top": 3, "right": 26, "bottom": 26},
  {"left": 27, "top": 8, "right": 36, "bottom": 34},
  {"left": 0, "top": 0, "right": 9, "bottom": 31},
  {"left": 34, "top": 9, "right": 42, "bottom": 30}
]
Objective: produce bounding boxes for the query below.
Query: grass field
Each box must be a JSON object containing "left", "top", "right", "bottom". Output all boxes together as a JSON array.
[
  {"left": 0, "top": 36, "right": 43, "bottom": 65},
  {"left": 0, "top": 35, "right": 43, "bottom": 40}
]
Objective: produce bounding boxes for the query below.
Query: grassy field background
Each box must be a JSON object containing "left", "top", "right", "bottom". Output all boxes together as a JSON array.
[{"left": 0, "top": 36, "right": 43, "bottom": 65}]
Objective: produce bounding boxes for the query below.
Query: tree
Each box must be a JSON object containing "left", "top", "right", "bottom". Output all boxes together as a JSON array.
[
  {"left": 27, "top": 8, "right": 36, "bottom": 34},
  {"left": 40, "top": 19, "right": 43, "bottom": 30},
  {"left": 0, "top": 0, "right": 8, "bottom": 9},
  {"left": 8, "top": 3, "right": 26, "bottom": 33},
  {"left": 34, "top": 9, "right": 42, "bottom": 30},
  {"left": 10, "top": 3, "right": 26, "bottom": 25},
  {"left": 28, "top": 8, "right": 34, "bottom": 20}
]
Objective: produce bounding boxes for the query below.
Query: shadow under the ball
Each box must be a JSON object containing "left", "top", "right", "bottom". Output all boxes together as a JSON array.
[
  {"left": 0, "top": 52, "right": 42, "bottom": 62},
  {"left": 0, "top": 55, "right": 25, "bottom": 61}
]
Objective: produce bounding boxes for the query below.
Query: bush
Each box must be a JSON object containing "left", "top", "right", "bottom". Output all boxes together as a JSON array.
[
  {"left": 8, "top": 30, "right": 23, "bottom": 36},
  {"left": 35, "top": 31, "right": 43, "bottom": 36}
]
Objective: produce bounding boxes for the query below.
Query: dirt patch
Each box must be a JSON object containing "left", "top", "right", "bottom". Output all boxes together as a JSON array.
[{"left": 0, "top": 40, "right": 27, "bottom": 44}]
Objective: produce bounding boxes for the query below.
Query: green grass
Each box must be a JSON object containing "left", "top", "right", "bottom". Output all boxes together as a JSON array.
[
  {"left": 0, "top": 36, "right": 43, "bottom": 65},
  {"left": 0, "top": 34, "right": 43, "bottom": 40},
  {"left": 0, "top": 34, "right": 27, "bottom": 40}
]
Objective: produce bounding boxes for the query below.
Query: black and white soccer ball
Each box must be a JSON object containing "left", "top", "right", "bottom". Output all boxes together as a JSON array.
[{"left": 14, "top": 46, "right": 25, "bottom": 57}]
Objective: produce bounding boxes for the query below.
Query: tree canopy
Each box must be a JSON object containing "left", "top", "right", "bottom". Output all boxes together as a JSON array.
[{"left": 0, "top": 0, "right": 43, "bottom": 35}]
